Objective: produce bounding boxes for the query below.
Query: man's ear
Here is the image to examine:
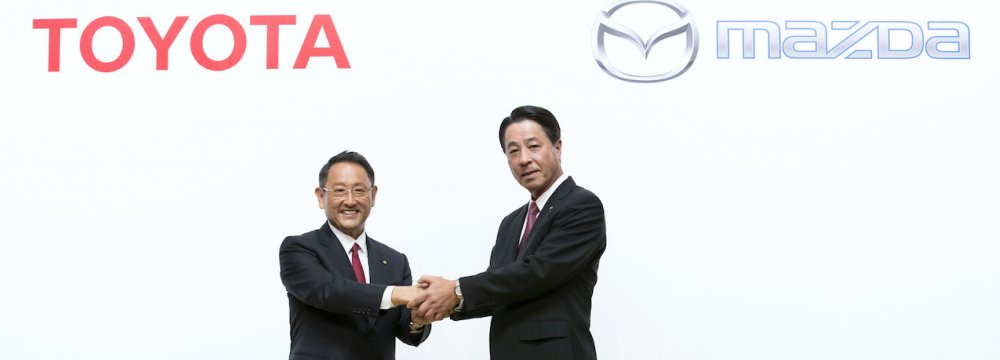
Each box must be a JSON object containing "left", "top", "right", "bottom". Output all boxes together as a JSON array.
[{"left": 315, "top": 187, "right": 325, "bottom": 209}]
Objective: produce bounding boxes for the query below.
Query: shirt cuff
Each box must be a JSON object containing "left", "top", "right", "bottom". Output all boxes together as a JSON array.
[{"left": 380, "top": 286, "right": 395, "bottom": 310}]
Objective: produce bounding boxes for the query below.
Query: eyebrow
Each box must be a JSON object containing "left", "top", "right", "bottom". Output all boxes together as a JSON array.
[
  {"left": 328, "top": 181, "right": 371, "bottom": 187},
  {"left": 506, "top": 136, "right": 540, "bottom": 149}
]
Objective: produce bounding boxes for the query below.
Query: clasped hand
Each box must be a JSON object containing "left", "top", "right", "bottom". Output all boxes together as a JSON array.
[{"left": 392, "top": 275, "right": 459, "bottom": 324}]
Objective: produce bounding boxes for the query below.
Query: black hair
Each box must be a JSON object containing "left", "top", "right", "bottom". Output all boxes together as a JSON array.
[
  {"left": 318, "top": 151, "right": 375, "bottom": 187},
  {"left": 498, "top": 105, "right": 561, "bottom": 151}
]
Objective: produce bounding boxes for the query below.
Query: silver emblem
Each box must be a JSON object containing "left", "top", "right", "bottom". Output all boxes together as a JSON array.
[{"left": 592, "top": 0, "right": 699, "bottom": 82}]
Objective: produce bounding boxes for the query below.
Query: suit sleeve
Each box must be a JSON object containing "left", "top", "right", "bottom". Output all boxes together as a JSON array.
[
  {"left": 457, "top": 191, "right": 606, "bottom": 313},
  {"left": 279, "top": 236, "right": 386, "bottom": 317},
  {"left": 394, "top": 254, "right": 432, "bottom": 346}
]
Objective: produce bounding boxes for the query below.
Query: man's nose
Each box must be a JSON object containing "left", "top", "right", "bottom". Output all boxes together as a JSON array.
[{"left": 518, "top": 151, "right": 532, "bottom": 165}]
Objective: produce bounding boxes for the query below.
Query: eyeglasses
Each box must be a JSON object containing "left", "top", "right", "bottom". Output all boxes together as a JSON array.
[{"left": 322, "top": 186, "right": 372, "bottom": 200}]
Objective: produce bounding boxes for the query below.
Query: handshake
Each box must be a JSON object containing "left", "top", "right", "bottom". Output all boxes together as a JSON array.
[{"left": 391, "top": 275, "right": 461, "bottom": 326}]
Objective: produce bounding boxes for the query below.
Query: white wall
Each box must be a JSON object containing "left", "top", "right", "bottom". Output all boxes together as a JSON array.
[{"left": 2, "top": 0, "right": 997, "bottom": 359}]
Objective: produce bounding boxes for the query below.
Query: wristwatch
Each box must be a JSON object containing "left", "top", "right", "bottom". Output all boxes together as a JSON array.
[
  {"left": 408, "top": 322, "right": 424, "bottom": 332},
  {"left": 454, "top": 280, "right": 465, "bottom": 312}
]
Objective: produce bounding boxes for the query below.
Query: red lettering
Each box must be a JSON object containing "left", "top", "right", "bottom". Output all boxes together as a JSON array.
[
  {"left": 190, "top": 15, "right": 247, "bottom": 71},
  {"left": 32, "top": 18, "right": 78, "bottom": 72},
  {"left": 79, "top": 16, "right": 135, "bottom": 72},
  {"left": 250, "top": 15, "right": 296, "bottom": 69},
  {"left": 294, "top": 15, "right": 350, "bottom": 69},
  {"left": 34, "top": 14, "right": 351, "bottom": 72},
  {"left": 138, "top": 16, "right": 189, "bottom": 70}
]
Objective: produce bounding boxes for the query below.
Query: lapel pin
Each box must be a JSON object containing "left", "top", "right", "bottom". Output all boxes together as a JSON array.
[{"left": 382, "top": 260, "right": 388, "bottom": 265}]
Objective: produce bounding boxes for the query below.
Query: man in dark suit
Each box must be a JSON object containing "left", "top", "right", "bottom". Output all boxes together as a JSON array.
[
  {"left": 413, "top": 106, "right": 607, "bottom": 360},
  {"left": 280, "top": 151, "right": 431, "bottom": 360}
]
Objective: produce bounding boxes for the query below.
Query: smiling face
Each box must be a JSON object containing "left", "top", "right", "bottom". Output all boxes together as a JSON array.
[
  {"left": 314, "top": 162, "right": 377, "bottom": 239},
  {"left": 504, "top": 120, "right": 564, "bottom": 199}
]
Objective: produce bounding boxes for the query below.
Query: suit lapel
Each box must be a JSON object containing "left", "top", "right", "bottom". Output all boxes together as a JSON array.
[
  {"left": 363, "top": 237, "right": 391, "bottom": 333},
  {"left": 319, "top": 223, "right": 356, "bottom": 279},
  {"left": 498, "top": 205, "right": 528, "bottom": 265},
  {"left": 366, "top": 237, "right": 389, "bottom": 285},
  {"left": 516, "top": 177, "right": 575, "bottom": 261},
  {"left": 319, "top": 223, "right": 375, "bottom": 334}
]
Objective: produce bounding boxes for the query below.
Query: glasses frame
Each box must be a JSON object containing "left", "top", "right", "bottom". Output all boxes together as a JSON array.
[{"left": 321, "top": 186, "right": 373, "bottom": 200}]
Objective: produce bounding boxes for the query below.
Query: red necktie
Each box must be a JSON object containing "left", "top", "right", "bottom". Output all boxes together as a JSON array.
[
  {"left": 517, "top": 201, "right": 540, "bottom": 253},
  {"left": 351, "top": 243, "right": 366, "bottom": 284}
]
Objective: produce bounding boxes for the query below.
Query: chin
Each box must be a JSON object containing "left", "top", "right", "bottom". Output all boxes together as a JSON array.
[
  {"left": 339, "top": 221, "right": 360, "bottom": 229},
  {"left": 334, "top": 221, "right": 358, "bottom": 229}
]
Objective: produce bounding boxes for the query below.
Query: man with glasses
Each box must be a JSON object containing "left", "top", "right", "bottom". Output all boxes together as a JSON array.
[{"left": 279, "top": 151, "right": 431, "bottom": 360}]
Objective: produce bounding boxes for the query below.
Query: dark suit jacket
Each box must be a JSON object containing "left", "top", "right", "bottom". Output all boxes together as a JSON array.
[
  {"left": 453, "top": 177, "right": 606, "bottom": 360},
  {"left": 279, "top": 223, "right": 430, "bottom": 360}
]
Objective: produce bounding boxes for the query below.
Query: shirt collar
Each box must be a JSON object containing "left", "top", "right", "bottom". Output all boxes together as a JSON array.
[
  {"left": 327, "top": 222, "right": 368, "bottom": 256},
  {"left": 533, "top": 173, "right": 569, "bottom": 210}
]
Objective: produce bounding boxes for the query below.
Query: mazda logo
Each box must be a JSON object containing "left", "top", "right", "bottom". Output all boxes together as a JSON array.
[{"left": 592, "top": 0, "right": 699, "bottom": 82}]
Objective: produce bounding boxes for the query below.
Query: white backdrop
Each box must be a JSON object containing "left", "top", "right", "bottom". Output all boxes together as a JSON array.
[{"left": 2, "top": 0, "right": 998, "bottom": 359}]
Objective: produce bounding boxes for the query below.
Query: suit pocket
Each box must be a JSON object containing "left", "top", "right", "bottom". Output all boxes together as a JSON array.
[
  {"left": 519, "top": 320, "right": 568, "bottom": 341},
  {"left": 517, "top": 321, "right": 571, "bottom": 360}
]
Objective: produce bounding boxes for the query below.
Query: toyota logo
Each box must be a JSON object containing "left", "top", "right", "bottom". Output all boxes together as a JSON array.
[{"left": 592, "top": 0, "right": 699, "bottom": 82}]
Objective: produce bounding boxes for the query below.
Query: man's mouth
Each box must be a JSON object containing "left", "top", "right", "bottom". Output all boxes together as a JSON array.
[
  {"left": 522, "top": 169, "right": 539, "bottom": 178},
  {"left": 340, "top": 210, "right": 360, "bottom": 215}
]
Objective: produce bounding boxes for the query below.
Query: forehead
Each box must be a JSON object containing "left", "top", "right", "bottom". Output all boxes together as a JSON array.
[
  {"left": 504, "top": 120, "right": 549, "bottom": 145},
  {"left": 325, "top": 162, "right": 371, "bottom": 185}
]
